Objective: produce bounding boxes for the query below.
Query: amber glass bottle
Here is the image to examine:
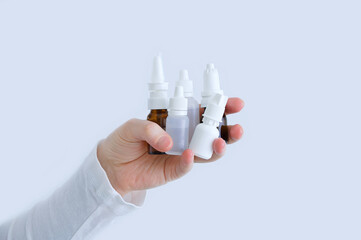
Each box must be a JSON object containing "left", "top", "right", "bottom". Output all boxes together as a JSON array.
[
  {"left": 147, "top": 54, "right": 169, "bottom": 154},
  {"left": 220, "top": 113, "right": 229, "bottom": 143},
  {"left": 147, "top": 109, "right": 168, "bottom": 154}
]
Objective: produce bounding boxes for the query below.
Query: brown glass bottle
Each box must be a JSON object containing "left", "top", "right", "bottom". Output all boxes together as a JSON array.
[
  {"left": 147, "top": 109, "right": 168, "bottom": 154},
  {"left": 220, "top": 113, "right": 229, "bottom": 143},
  {"left": 200, "top": 107, "right": 229, "bottom": 143}
]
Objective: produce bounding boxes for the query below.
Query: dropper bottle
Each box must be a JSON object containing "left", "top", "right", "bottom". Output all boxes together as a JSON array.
[
  {"left": 147, "top": 54, "right": 169, "bottom": 154},
  {"left": 166, "top": 86, "right": 189, "bottom": 155},
  {"left": 201, "top": 64, "right": 229, "bottom": 142},
  {"left": 189, "top": 93, "right": 228, "bottom": 159},
  {"left": 176, "top": 70, "right": 199, "bottom": 142}
]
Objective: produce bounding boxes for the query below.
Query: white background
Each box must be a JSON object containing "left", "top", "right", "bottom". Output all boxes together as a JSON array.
[{"left": 0, "top": 0, "right": 360, "bottom": 239}]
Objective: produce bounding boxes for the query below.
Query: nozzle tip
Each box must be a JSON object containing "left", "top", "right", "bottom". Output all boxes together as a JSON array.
[
  {"left": 179, "top": 69, "right": 189, "bottom": 81},
  {"left": 151, "top": 54, "right": 165, "bottom": 83},
  {"left": 206, "top": 63, "right": 215, "bottom": 70},
  {"left": 153, "top": 54, "right": 162, "bottom": 63}
]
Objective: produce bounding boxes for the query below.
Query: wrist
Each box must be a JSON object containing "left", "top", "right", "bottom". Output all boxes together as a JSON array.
[{"left": 97, "top": 140, "right": 128, "bottom": 196}]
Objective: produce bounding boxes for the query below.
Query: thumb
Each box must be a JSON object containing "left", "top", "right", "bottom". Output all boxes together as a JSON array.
[
  {"left": 121, "top": 118, "right": 173, "bottom": 152},
  {"left": 163, "top": 149, "right": 194, "bottom": 182}
]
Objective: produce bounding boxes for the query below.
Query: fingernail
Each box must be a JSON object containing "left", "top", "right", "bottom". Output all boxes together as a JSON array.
[{"left": 157, "top": 136, "right": 171, "bottom": 149}]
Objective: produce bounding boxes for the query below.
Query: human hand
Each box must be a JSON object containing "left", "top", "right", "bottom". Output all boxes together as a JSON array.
[{"left": 97, "top": 97, "right": 245, "bottom": 196}]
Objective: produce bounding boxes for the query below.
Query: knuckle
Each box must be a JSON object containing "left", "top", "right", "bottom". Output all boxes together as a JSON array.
[
  {"left": 125, "top": 118, "right": 138, "bottom": 126},
  {"left": 144, "top": 121, "right": 158, "bottom": 136},
  {"left": 120, "top": 118, "right": 140, "bottom": 138}
]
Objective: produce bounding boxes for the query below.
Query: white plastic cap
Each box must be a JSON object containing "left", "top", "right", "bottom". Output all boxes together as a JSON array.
[
  {"left": 201, "top": 63, "right": 224, "bottom": 107},
  {"left": 148, "top": 54, "right": 169, "bottom": 110},
  {"left": 202, "top": 93, "right": 228, "bottom": 124},
  {"left": 176, "top": 70, "right": 193, "bottom": 97},
  {"left": 168, "top": 86, "right": 188, "bottom": 116}
]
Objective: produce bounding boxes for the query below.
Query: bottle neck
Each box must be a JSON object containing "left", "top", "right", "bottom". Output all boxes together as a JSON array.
[
  {"left": 149, "top": 109, "right": 168, "bottom": 114},
  {"left": 148, "top": 89, "right": 168, "bottom": 110}
]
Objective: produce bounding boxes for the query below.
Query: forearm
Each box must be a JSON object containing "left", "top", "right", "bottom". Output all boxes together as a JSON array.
[{"left": 0, "top": 145, "right": 146, "bottom": 240}]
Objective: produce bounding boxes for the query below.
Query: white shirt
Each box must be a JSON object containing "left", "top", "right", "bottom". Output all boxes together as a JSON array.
[{"left": 0, "top": 145, "right": 146, "bottom": 240}]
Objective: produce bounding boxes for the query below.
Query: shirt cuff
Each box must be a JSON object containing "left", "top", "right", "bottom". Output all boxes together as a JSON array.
[{"left": 81, "top": 143, "right": 146, "bottom": 215}]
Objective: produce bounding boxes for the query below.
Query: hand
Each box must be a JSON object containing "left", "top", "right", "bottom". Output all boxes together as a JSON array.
[{"left": 97, "top": 97, "right": 245, "bottom": 196}]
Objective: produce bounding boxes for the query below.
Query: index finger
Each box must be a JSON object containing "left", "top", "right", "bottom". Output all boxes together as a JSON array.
[
  {"left": 199, "top": 97, "right": 245, "bottom": 116},
  {"left": 225, "top": 97, "right": 245, "bottom": 115}
]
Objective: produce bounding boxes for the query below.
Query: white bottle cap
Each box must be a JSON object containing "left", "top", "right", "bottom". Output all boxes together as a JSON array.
[
  {"left": 202, "top": 93, "right": 228, "bottom": 125},
  {"left": 168, "top": 86, "right": 188, "bottom": 116},
  {"left": 148, "top": 54, "right": 169, "bottom": 110},
  {"left": 176, "top": 70, "right": 193, "bottom": 97},
  {"left": 201, "top": 63, "right": 224, "bottom": 107}
]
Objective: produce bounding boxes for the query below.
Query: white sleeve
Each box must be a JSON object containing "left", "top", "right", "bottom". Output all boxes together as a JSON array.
[{"left": 0, "top": 144, "right": 146, "bottom": 240}]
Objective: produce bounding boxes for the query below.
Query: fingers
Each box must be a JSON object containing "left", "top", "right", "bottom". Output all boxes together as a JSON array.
[
  {"left": 164, "top": 149, "right": 194, "bottom": 182},
  {"left": 194, "top": 138, "right": 226, "bottom": 163},
  {"left": 226, "top": 124, "right": 244, "bottom": 144},
  {"left": 213, "top": 138, "right": 226, "bottom": 155},
  {"left": 225, "top": 97, "right": 245, "bottom": 115},
  {"left": 122, "top": 118, "right": 173, "bottom": 152}
]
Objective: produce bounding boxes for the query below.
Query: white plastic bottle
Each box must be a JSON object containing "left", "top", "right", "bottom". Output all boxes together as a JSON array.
[
  {"left": 166, "top": 86, "right": 189, "bottom": 155},
  {"left": 189, "top": 93, "right": 228, "bottom": 160},
  {"left": 176, "top": 70, "right": 199, "bottom": 142},
  {"left": 201, "top": 63, "right": 229, "bottom": 142}
]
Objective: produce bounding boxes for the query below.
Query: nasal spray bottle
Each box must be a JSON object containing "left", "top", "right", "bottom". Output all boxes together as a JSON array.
[
  {"left": 147, "top": 54, "right": 169, "bottom": 154},
  {"left": 189, "top": 93, "right": 228, "bottom": 159},
  {"left": 200, "top": 64, "right": 229, "bottom": 143},
  {"left": 176, "top": 70, "right": 199, "bottom": 141},
  {"left": 166, "top": 86, "right": 189, "bottom": 155}
]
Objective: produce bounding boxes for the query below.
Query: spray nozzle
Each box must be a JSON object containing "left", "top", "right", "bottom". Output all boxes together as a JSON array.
[
  {"left": 151, "top": 54, "right": 165, "bottom": 83},
  {"left": 206, "top": 63, "right": 215, "bottom": 72},
  {"left": 179, "top": 70, "right": 190, "bottom": 81},
  {"left": 148, "top": 54, "right": 169, "bottom": 110},
  {"left": 148, "top": 54, "right": 168, "bottom": 91},
  {"left": 202, "top": 64, "right": 222, "bottom": 95},
  {"left": 202, "top": 63, "right": 222, "bottom": 95},
  {"left": 201, "top": 63, "right": 224, "bottom": 107},
  {"left": 176, "top": 69, "right": 193, "bottom": 96}
]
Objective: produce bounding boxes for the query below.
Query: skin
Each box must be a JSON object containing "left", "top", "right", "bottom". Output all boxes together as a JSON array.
[{"left": 97, "top": 97, "right": 245, "bottom": 196}]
